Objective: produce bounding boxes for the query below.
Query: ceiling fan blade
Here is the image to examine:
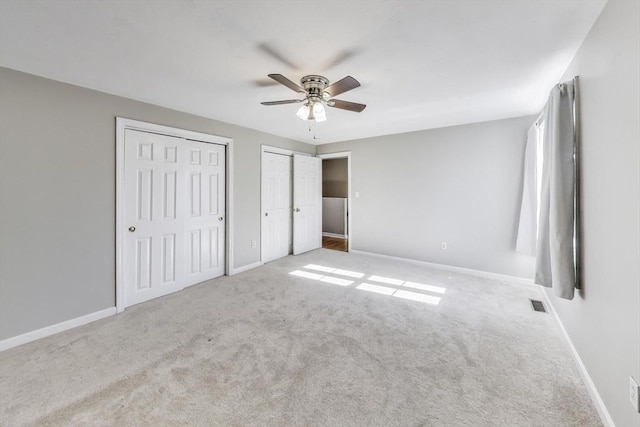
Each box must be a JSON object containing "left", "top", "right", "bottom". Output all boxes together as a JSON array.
[
  {"left": 328, "top": 99, "right": 366, "bottom": 113},
  {"left": 261, "top": 99, "right": 303, "bottom": 106},
  {"left": 258, "top": 43, "right": 298, "bottom": 70},
  {"left": 322, "top": 49, "right": 359, "bottom": 70},
  {"left": 325, "top": 76, "right": 360, "bottom": 97},
  {"left": 268, "top": 74, "right": 305, "bottom": 93},
  {"left": 251, "top": 78, "right": 279, "bottom": 87}
]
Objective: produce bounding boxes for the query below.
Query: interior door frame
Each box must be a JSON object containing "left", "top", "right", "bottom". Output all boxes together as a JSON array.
[
  {"left": 115, "top": 117, "right": 234, "bottom": 313},
  {"left": 260, "top": 145, "right": 312, "bottom": 264},
  {"left": 317, "top": 151, "right": 352, "bottom": 252}
]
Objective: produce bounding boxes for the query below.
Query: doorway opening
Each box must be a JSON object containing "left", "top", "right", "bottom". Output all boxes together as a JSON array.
[{"left": 319, "top": 152, "right": 351, "bottom": 253}]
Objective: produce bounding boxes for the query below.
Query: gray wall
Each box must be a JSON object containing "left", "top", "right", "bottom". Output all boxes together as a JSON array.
[
  {"left": 0, "top": 67, "right": 314, "bottom": 341},
  {"left": 317, "top": 116, "right": 536, "bottom": 278},
  {"left": 544, "top": 1, "right": 640, "bottom": 426},
  {"left": 322, "top": 158, "right": 348, "bottom": 198}
]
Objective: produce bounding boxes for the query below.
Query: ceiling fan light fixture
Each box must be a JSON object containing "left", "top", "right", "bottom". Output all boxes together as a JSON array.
[
  {"left": 296, "top": 104, "right": 310, "bottom": 120},
  {"left": 312, "top": 101, "right": 326, "bottom": 122}
]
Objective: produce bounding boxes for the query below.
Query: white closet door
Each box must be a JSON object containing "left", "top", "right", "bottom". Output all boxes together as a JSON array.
[
  {"left": 293, "top": 154, "right": 322, "bottom": 255},
  {"left": 184, "top": 140, "right": 226, "bottom": 286},
  {"left": 124, "top": 130, "right": 187, "bottom": 306},
  {"left": 262, "top": 152, "right": 292, "bottom": 263},
  {"left": 123, "top": 130, "right": 225, "bottom": 308}
]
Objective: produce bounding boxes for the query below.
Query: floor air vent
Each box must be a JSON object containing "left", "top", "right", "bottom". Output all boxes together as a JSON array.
[{"left": 530, "top": 299, "right": 547, "bottom": 313}]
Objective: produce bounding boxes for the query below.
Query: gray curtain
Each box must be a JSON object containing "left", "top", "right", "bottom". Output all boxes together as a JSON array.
[{"left": 535, "top": 82, "right": 576, "bottom": 299}]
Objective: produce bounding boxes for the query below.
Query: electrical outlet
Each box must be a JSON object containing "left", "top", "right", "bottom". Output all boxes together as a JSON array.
[
  {"left": 630, "top": 376, "right": 640, "bottom": 413},
  {"left": 251, "top": 240, "right": 257, "bottom": 248},
  {"left": 441, "top": 242, "right": 447, "bottom": 250}
]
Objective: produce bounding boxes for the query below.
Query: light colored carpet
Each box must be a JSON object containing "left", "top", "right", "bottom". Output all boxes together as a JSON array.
[{"left": 0, "top": 249, "right": 601, "bottom": 426}]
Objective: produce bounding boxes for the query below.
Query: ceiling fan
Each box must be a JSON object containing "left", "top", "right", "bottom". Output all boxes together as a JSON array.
[{"left": 260, "top": 74, "right": 366, "bottom": 122}]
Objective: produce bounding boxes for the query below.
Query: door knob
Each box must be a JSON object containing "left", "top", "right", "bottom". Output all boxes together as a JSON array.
[
  {"left": 128, "top": 226, "right": 136, "bottom": 232},
  {"left": 295, "top": 208, "right": 300, "bottom": 212},
  {"left": 218, "top": 217, "right": 224, "bottom": 221},
  {"left": 265, "top": 212, "right": 269, "bottom": 216}
]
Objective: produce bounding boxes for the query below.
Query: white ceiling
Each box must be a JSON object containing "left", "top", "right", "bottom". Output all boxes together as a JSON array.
[{"left": 0, "top": 0, "right": 606, "bottom": 144}]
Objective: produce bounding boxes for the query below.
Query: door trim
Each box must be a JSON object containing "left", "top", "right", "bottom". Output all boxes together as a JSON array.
[
  {"left": 317, "top": 151, "right": 352, "bottom": 252},
  {"left": 260, "top": 145, "right": 311, "bottom": 264},
  {"left": 115, "top": 117, "right": 234, "bottom": 313}
]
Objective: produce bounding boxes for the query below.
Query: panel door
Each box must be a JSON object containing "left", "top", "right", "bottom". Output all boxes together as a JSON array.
[
  {"left": 123, "top": 129, "right": 187, "bottom": 306},
  {"left": 262, "top": 152, "right": 292, "bottom": 263},
  {"left": 293, "top": 154, "right": 322, "bottom": 255},
  {"left": 184, "top": 140, "right": 226, "bottom": 286},
  {"left": 123, "top": 130, "right": 226, "bottom": 308}
]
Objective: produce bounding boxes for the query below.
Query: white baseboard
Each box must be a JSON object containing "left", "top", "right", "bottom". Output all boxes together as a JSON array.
[
  {"left": 0, "top": 307, "right": 117, "bottom": 352},
  {"left": 322, "top": 232, "right": 347, "bottom": 239},
  {"left": 230, "top": 261, "right": 263, "bottom": 275},
  {"left": 350, "top": 249, "right": 534, "bottom": 286},
  {"left": 538, "top": 288, "right": 615, "bottom": 427}
]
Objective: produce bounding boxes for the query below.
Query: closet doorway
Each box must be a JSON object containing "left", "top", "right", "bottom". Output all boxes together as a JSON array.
[
  {"left": 318, "top": 152, "right": 351, "bottom": 253},
  {"left": 116, "top": 118, "right": 233, "bottom": 312},
  {"left": 261, "top": 146, "right": 322, "bottom": 264}
]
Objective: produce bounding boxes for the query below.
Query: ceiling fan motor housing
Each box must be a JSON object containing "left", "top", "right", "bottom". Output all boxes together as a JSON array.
[{"left": 301, "top": 75, "right": 329, "bottom": 102}]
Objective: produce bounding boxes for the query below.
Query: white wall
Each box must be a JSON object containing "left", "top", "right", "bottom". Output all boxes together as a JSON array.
[
  {"left": 317, "top": 116, "right": 536, "bottom": 279},
  {"left": 0, "top": 67, "right": 314, "bottom": 341},
  {"left": 543, "top": 1, "right": 640, "bottom": 426}
]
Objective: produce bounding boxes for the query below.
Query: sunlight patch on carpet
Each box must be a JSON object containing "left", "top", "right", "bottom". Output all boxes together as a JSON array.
[
  {"left": 304, "top": 264, "right": 365, "bottom": 278},
  {"left": 289, "top": 264, "right": 445, "bottom": 306},
  {"left": 356, "top": 283, "right": 396, "bottom": 295},
  {"left": 290, "top": 270, "right": 353, "bottom": 286}
]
